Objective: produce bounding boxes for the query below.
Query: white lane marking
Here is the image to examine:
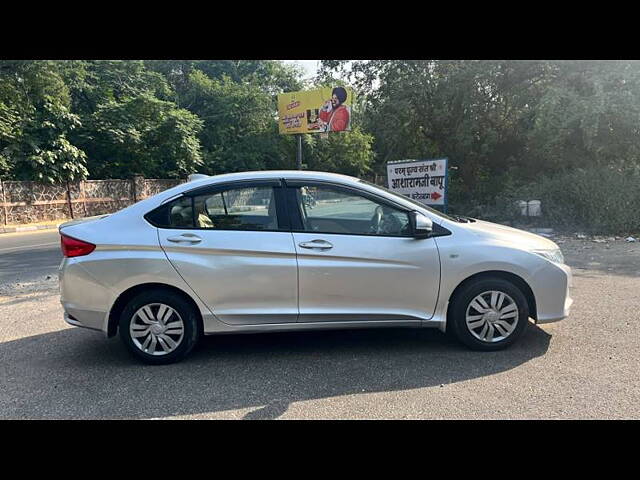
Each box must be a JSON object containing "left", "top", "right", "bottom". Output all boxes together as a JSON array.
[{"left": 0, "top": 242, "right": 59, "bottom": 253}]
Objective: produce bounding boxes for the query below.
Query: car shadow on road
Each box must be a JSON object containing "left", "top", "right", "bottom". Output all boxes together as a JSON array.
[{"left": 0, "top": 324, "right": 551, "bottom": 419}]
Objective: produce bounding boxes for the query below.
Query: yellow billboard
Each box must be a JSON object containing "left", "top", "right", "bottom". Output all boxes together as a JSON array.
[{"left": 277, "top": 86, "right": 353, "bottom": 135}]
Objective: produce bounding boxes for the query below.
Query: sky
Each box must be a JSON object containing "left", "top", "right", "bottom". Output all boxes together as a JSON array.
[{"left": 283, "top": 60, "right": 320, "bottom": 79}]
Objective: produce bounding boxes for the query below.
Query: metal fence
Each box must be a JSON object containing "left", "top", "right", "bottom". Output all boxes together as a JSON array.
[{"left": 0, "top": 176, "right": 184, "bottom": 225}]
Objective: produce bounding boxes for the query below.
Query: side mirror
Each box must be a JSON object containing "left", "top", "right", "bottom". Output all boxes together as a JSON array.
[{"left": 411, "top": 211, "right": 433, "bottom": 238}]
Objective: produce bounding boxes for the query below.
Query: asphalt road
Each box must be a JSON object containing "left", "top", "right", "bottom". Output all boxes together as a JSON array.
[
  {"left": 0, "top": 230, "right": 639, "bottom": 419},
  {"left": 0, "top": 230, "right": 61, "bottom": 285}
]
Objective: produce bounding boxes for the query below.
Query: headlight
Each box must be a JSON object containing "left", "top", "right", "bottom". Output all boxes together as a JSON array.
[{"left": 532, "top": 248, "right": 564, "bottom": 264}]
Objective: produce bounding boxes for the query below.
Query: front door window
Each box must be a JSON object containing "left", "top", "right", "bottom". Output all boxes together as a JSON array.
[{"left": 294, "top": 185, "right": 411, "bottom": 236}]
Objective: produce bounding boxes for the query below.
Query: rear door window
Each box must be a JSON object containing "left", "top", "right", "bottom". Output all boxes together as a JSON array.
[
  {"left": 146, "top": 185, "right": 283, "bottom": 231},
  {"left": 194, "top": 186, "right": 278, "bottom": 231}
]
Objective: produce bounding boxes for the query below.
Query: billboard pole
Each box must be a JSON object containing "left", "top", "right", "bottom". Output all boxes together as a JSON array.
[{"left": 296, "top": 134, "right": 303, "bottom": 170}]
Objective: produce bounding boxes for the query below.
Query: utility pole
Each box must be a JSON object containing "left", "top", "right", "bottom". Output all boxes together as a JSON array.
[{"left": 296, "top": 134, "right": 303, "bottom": 170}]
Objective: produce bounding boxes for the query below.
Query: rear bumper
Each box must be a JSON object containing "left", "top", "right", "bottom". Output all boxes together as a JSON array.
[
  {"left": 59, "top": 257, "right": 113, "bottom": 335},
  {"left": 63, "top": 309, "right": 107, "bottom": 333}
]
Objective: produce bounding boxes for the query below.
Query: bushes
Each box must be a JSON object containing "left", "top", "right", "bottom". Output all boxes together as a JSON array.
[{"left": 485, "top": 165, "right": 640, "bottom": 234}]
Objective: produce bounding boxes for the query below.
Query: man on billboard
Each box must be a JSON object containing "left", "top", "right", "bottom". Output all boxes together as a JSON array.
[{"left": 318, "top": 86, "right": 351, "bottom": 132}]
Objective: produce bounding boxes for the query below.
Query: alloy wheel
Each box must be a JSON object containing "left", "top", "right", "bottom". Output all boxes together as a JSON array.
[
  {"left": 129, "top": 303, "right": 185, "bottom": 356},
  {"left": 464, "top": 290, "right": 519, "bottom": 343}
]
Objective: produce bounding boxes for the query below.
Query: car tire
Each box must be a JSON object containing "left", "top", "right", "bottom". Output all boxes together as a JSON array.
[
  {"left": 119, "top": 289, "right": 200, "bottom": 365},
  {"left": 448, "top": 277, "right": 529, "bottom": 351}
]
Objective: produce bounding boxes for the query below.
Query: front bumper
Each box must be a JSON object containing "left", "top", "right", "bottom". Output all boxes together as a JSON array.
[
  {"left": 536, "top": 293, "right": 573, "bottom": 324},
  {"left": 531, "top": 261, "right": 573, "bottom": 324}
]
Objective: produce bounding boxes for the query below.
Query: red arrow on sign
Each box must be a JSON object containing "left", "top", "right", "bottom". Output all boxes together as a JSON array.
[{"left": 431, "top": 191, "right": 442, "bottom": 201}]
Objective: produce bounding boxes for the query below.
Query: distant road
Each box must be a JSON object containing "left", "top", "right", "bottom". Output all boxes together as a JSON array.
[{"left": 0, "top": 230, "right": 61, "bottom": 284}]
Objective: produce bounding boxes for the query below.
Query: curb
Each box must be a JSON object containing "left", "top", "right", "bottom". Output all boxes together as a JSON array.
[{"left": 0, "top": 223, "right": 63, "bottom": 235}]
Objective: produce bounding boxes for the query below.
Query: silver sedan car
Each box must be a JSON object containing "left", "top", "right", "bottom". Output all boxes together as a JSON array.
[{"left": 59, "top": 170, "right": 572, "bottom": 364}]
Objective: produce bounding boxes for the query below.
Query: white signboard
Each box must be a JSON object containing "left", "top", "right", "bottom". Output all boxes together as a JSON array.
[{"left": 386, "top": 158, "right": 448, "bottom": 207}]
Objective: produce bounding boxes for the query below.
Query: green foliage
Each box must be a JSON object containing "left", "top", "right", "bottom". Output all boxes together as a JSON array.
[
  {"left": 526, "top": 61, "right": 640, "bottom": 174},
  {"left": 0, "top": 101, "right": 20, "bottom": 176},
  {"left": 180, "top": 71, "right": 280, "bottom": 173},
  {"left": 487, "top": 165, "right": 640, "bottom": 235},
  {"left": 0, "top": 60, "right": 374, "bottom": 183},
  {"left": 328, "top": 60, "right": 552, "bottom": 185},
  {"left": 146, "top": 60, "right": 305, "bottom": 103},
  {"left": 321, "top": 60, "right": 640, "bottom": 232},
  {"left": 6, "top": 58, "right": 640, "bottom": 234},
  {"left": 60, "top": 60, "right": 173, "bottom": 115},
  {"left": 304, "top": 126, "right": 375, "bottom": 177},
  {"left": 82, "top": 94, "right": 203, "bottom": 178},
  {"left": 0, "top": 60, "right": 88, "bottom": 182},
  {"left": 59, "top": 60, "right": 199, "bottom": 179}
]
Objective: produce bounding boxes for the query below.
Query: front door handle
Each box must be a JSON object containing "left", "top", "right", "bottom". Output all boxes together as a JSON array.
[
  {"left": 298, "top": 239, "right": 333, "bottom": 250},
  {"left": 167, "top": 233, "right": 202, "bottom": 244}
]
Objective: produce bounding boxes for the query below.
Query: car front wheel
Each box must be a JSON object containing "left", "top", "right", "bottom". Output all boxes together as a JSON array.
[{"left": 448, "top": 277, "right": 529, "bottom": 351}]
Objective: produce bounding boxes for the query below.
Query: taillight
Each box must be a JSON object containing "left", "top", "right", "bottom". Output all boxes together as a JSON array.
[{"left": 60, "top": 234, "right": 96, "bottom": 257}]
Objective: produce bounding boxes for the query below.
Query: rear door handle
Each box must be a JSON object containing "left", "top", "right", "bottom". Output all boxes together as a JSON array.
[
  {"left": 298, "top": 239, "right": 333, "bottom": 250},
  {"left": 167, "top": 233, "right": 202, "bottom": 244}
]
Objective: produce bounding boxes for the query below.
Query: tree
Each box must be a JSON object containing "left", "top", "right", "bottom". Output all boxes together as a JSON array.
[
  {"left": 320, "top": 60, "right": 556, "bottom": 203},
  {"left": 176, "top": 70, "right": 283, "bottom": 174},
  {"left": 0, "top": 60, "right": 378, "bottom": 182},
  {"left": 526, "top": 60, "right": 640, "bottom": 175},
  {"left": 57, "top": 60, "right": 202, "bottom": 179},
  {"left": 146, "top": 60, "right": 305, "bottom": 102},
  {"left": 81, "top": 93, "right": 203, "bottom": 178},
  {"left": 0, "top": 60, "right": 87, "bottom": 182},
  {"left": 303, "top": 127, "right": 375, "bottom": 177}
]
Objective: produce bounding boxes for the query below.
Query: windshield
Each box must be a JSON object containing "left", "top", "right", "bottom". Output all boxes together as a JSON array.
[{"left": 358, "top": 179, "right": 457, "bottom": 222}]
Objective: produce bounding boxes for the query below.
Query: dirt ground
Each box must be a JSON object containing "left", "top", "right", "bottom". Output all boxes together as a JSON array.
[{"left": 556, "top": 235, "right": 640, "bottom": 276}]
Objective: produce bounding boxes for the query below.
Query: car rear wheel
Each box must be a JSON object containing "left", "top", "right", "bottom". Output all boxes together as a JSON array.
[
  {"left": 119, "top": 289, "right": 199, "bottom": 364},
  {"left": 448, "top": 277, "right": 529, "bottom": 351}
]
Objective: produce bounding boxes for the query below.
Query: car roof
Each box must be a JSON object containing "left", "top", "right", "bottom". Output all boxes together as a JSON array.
[
  {"left": 107, "top": 169, "right": 450, "bottom": 227},
  {"left": 183, "top": 170, "right": 361, "bottom": 189},
  {"left": 116, "top": 171, "right": 364, "bottom": 214}
]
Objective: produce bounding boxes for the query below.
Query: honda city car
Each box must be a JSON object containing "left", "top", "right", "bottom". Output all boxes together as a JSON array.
[{"left": 58, "top": 171, "right": 572, "bottom": 364}]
